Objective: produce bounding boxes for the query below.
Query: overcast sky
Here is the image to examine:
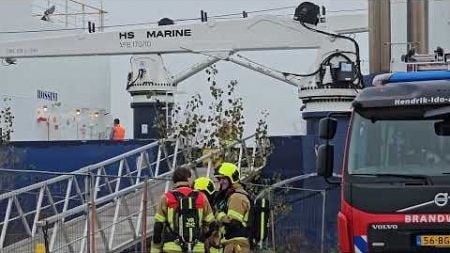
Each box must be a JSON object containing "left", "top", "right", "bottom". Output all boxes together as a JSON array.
[{"left": 100, "top": 0, "right": 369, "bottom": 137}]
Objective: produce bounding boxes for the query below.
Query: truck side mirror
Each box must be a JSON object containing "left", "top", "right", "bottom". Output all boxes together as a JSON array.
[
  {"left": 316, "top": 144, "right": 334, "bottom": 178},
  {"left": 319, "top": 117, "right": 337, "bottom": 139},
  {"left": 435, "top": 120, "right": 450, "bottom": 136}
]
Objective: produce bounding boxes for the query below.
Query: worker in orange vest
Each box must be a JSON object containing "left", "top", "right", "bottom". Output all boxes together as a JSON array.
[{"left": 110, "top": 118, "right": 125, "bottom": 140}]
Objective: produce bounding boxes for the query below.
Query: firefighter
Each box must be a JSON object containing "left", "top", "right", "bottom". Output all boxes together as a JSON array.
[
  {"left": 194, "top": 177, "right": 222, "bottom": 253},
  {"left": 110, "top": 118, "right": 125, "bottom": 140},
  {"left": 214, "top": 163, "right": 251, "bottom": 253},
  {"left": 150, "top": 167, "right": 215, "bottom": 253}
]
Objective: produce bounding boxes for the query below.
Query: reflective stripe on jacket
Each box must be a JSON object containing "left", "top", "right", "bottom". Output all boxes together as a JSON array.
[{"left": 216, "top": 184, "right": 251, "bottom": 243}]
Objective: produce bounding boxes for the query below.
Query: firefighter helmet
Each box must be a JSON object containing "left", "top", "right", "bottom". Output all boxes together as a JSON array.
[
  {"left": 215, "top": 162, "right": 240, "bottom": 184},
  {"left": 194, "top": 177, "right": 216, "bottom": 195}
]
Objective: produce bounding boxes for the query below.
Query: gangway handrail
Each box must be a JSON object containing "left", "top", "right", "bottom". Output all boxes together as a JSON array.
[
  {"left": 32, "top": 133, "right": 259, "bottom": 224},
  {"left": 0, "top": 134, "right": 258, "bottom": 201},
  {"left": 0, "top": 140, "right": 159, "bottom": 201},
  {"left": 42, "top": 171, "right": 170, "bottom": 224},
  {"left": 0, "top": 133, "right": 268, "bottom": 252}
]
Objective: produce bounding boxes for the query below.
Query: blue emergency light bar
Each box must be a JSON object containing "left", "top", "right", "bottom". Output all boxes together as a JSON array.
[{"left": 388, "top": 71, "right": 450, "bottom": 83}]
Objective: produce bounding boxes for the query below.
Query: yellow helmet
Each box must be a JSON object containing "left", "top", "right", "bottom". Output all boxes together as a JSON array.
[
  {"left": 194, "top": 177, "right": 216, "bottom": 195},
  {"left": 215, "top": 162, "right": 240, "bottom": 184}
]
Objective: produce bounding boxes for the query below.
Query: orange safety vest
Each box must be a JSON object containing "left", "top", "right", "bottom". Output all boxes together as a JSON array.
[{"left": 112, "top": 124, "right": 125, "bottom": 140}]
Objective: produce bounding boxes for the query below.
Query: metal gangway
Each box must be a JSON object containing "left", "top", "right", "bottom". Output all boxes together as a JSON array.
[{"left": 0, "top": 135, "right": 268, "bottom": 253}]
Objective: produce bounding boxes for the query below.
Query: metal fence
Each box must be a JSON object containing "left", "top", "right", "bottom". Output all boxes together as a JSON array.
[
  {"left": 0, "top": 134, "right": 267, "bottom": 253},
  {"left": 0, "top": 172, "right": 158, "bottom": 253},
  {"left": 251, "top": 181, "right": 339, "bottom": 253}
]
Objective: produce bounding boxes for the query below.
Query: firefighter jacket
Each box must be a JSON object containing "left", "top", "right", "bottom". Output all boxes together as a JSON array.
[
  {"left": 215, "top": 184, "right": 251, "bottom": 245},
  {"left": 151, "top": 181, "right": 215, "bottom": 253}
]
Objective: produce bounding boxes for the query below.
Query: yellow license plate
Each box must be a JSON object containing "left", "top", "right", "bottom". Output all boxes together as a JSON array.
[{"left": 417, "top": 235, "right": 450, "bottom": 247}]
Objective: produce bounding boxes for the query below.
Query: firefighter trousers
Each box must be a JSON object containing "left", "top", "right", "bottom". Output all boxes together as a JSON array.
[
  {"left": 150, "top": 241, "right": 205, "bottom": 253},
  {"left": 223, "top": 240, "right": 250, "bottom": 253}
]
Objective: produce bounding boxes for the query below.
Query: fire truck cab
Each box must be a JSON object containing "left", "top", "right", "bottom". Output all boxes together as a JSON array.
[{"left": 318, "top": 69, "right": 450, "bottom": 253}]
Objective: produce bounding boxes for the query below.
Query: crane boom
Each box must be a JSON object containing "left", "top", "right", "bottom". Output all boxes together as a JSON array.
[
  {"left": 0, "top": 3, "right": 369, "bottom": 139},
  {"left": 0, "top": 14, "right": 367, "bottom": 58}
]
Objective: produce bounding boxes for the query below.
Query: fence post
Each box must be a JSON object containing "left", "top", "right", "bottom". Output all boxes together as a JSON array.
[
  {"left": 89, "top": 173, "right": 96, "bottom": 253},
  {"left": 320, "top": 190, "right": 327, "bottom": 253},
  {"left": 42, "top": 220, "right": 50, "bottom": 253},
  {"left": 141, "top": 178, "right": 148, "bottom": 252},
  {"left": 269, "top": 189, "right": 276, "bottom": 252},
  {"left": 85, "top": 175, "right": 90, "bottom": 253}
]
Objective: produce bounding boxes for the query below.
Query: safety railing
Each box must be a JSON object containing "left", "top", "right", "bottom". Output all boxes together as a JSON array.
[
  {"left": 405, "top": 61, "right": 450, "bottom": 72},
  {"left": 32, "top": 0, "right": 106, "bottom": 31},
  {"left": 0, "top": 133, "right": 268, "bottom": 252},
  {"left": 250, "top": 173, "right": 341, "bottom": 253}
]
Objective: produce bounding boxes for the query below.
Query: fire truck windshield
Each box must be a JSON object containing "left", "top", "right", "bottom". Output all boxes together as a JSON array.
[{"left": 348, "top": 112, "right": 450, "bottom": 176}]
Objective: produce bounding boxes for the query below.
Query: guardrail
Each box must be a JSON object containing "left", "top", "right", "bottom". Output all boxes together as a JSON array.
[{"left": 32, "top": 0, "right": 106, "bottom": 31}]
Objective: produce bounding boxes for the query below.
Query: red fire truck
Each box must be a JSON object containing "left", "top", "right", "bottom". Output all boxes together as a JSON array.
[{"left": 318, "top": 70, "right": 450, "bottom": 253}]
